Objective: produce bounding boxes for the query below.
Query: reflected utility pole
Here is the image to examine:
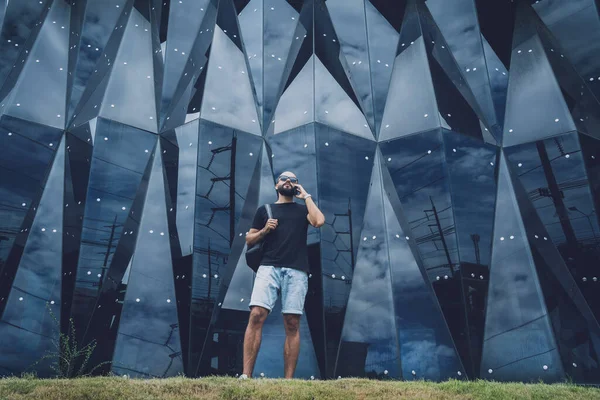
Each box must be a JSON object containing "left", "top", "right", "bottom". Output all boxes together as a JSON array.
[
  {"left": 537, "top": 141, "right": 578, "bottom": 249},
  {"left": 425, "top": 197, "right": 454, "bottom": 274}
]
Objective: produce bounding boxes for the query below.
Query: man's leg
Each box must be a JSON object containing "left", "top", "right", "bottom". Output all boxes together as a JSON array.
[
  {"left": 243, "top": 306, "right": 269, "bottom": 377},
  {"left": 280, "top": 268, "right": 309, "bottom": 379},
  {"left": 283, "top": 313, "right": 301, "bottom": 378}
]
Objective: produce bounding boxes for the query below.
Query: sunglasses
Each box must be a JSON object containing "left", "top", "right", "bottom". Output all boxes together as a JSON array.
[{"left": 278, "top": 175, "right": 298, "bottom": 184}]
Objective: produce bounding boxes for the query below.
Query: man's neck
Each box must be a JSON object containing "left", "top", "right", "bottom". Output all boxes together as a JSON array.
[{"left": 275, "top": 195, "right": 294, "bottom": 204}]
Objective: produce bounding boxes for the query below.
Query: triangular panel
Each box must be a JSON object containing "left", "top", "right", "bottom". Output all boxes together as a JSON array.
[
  {"left": 336, "top": 151, "right": 401, "bottom": 379},
  {"left": 4, "top": 0, "right": 70, "bottom": 130},
  {"left": 99, "top": 7, "right": 158, "bottom": 133},
  {"left": 112, "top": 140, "right": 184, "bottom": 378},
  {"left": 314, "top": 57, "right": 374, "bottom": 140},
  {"left": 0, "top": 136, "right": 65, "bottom": 377},
  {"left": 201, "top": 26, "right": 260, "bottom": 135},
  {"left": 480, "top": 152, "right": 564, "bottom": 382}
]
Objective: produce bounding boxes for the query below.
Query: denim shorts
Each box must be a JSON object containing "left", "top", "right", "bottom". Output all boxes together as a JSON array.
[{"left": 249, "top": 266, "right": 309, "bottom": 315}]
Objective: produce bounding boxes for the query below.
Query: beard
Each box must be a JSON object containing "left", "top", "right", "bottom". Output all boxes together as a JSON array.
[{"left": 277, "top": 185, "right": 295, "bottom": 197}]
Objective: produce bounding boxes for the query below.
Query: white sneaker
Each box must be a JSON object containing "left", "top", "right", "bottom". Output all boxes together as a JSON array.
[{"left": 238, "top": 374, "right": 249, "bottom": 380}]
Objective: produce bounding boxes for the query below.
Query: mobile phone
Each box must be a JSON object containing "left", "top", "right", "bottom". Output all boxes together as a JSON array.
[{"left": 294, "top": 187, "right": 301, "bottom": 196}]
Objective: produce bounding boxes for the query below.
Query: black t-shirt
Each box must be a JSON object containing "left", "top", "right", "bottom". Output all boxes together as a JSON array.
[{"left": 251, "top": 202, "right": 310, "bottom": 273}]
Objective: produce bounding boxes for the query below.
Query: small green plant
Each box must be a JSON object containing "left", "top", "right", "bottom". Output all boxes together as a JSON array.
[{"left": 29, "top": 303, "right": 111, "bottom": 378}]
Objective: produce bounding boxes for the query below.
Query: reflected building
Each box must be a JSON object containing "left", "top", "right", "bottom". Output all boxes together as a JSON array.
[{"left": 1, "top": 0, "right": 600, "bottom": 383}]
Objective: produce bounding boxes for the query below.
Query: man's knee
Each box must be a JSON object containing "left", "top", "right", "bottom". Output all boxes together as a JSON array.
[
  {"left": 248, "top": 306, "right": 268, "bottom": 327},
  {"left": 283, "top": 314, "right": 300, "bottom": 335}
]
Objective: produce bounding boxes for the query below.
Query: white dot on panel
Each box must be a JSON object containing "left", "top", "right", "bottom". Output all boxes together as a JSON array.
[
  {"left": 136, "top": 298, "right": 140, "bottom": 302},
  {"left": 87, "top": 271, "right": 91, "bottom": 275},
  {"left": 424, "top": 114, "right": 428, "bottom": 118},
  {"left": 167, "top": 299, "right": 171, "bottom": 303},
  {"left": 19, "top": 297, "right": 23, "bottom": 301},
  {"left": 555, "top": 118, "right": 559, "bottom": 122},
  {"left": 565, "top": 154, "right": 570, "bottom": 159},
  {"left": 41, "top": 228, "right": 46, "bottom": 232}
]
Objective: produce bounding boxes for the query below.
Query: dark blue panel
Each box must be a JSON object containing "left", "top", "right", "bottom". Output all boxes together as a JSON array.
[
  {"left": 0, "top": 138, "right": 65, "bottom": 377},
  {"left": 480, "top": 153, "right": 564, "bottom": 382}
]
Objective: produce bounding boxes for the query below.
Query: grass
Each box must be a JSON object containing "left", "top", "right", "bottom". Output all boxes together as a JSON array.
[{"left": 0, "top": 376, "right": 599, "bottom": 400}]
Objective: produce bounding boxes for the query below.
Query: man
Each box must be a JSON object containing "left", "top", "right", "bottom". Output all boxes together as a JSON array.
[{"left": 241, "top": 171, "right": 325, "bottom": 379}]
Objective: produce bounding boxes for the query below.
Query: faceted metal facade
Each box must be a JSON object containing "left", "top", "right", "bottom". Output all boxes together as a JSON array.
[{"left": 0, "top": 0, "right": 600, "bottom": 383}]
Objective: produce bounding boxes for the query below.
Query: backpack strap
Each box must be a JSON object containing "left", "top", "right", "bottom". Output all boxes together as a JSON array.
[{"left": 265, "top": 204, "right": 273, "bottom": 219}]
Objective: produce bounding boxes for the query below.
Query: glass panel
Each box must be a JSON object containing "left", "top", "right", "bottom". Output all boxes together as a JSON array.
[
  {"left": 272, "top": 55, "right": 314, "bottom": 135},
  {"left": 238, "top": 0, "right": 264, "bottom": 117},
  {"left": 326, "top": 0, "right": 375, "bottom": 132},
  {"left": 535, "top": 24, "right": 600, "bottom": 140},
  {"left": 480, "top": 153, "right": 564, "bottom": 382},
  {"left": 481, "top": 36, "right": 509, "bottom": 136},
  {"left": 112, "top": 142, "right": 184, "bottom": 378},
  {"left": 505, "top": 134, "right": 600, "bottom": 323},
  {"left": 503, "top": 7, "right": 576, "bottom": 147},
  {"left": 419, "top": 6, "right": 487, "bottom": 141},
  {"left": 68, "top": 0, "right": 128, "bottom": 119},
  {"left": 444, "top": 130, "right": 498, "bottom": 376},
  {"left": 379, "top": 32, "right": 439, "bottom": 141},
  {"left": 100, "top": 8, "right": 158, "bottom": 133},
  {"left": 506, "top": 142, "right": 600, "bottom": 384},
  {"left": 365, "top": 1, "right": 401, "bottom": 135},
  {"left": 175, "top": 120, "right": 199, "bottom": 256},
  {"left": 4, "top": 0, "right": 69, "bottom": 130},
  {"left": 263, "top": 0, "right": 300, "bottom": 128},
  {"left": 0, "top": 118, "right": 63, "bottom": 309},
  {"left": 160, "top": 0, "right": 214, "bottom": 123},
  {"left": 380, "top": 129, "right": 473, "bottom": 376},
  {"left": 70, "top": 119, "right": 155, "bottom": 339},
  {"left": 382, "top": 163, "right": 466, "bottom": 381},
  {"left": 201, "top": 27, "right": 260, "bottom": 135},
  {"left": 426, "top": 0, "right": 498, "bottom": 129},
  {"left": 314, "top": 57, "right": 373, "bottom": 140},
  {"left": 0, "top": 138, "right": 65, "bottom": 377},
  {"left": 314, "top": 124, "right": 376, "bottom": 377},
  {"left": 0, "top": 0, "right": 50, "bottom": 96},
  {"left": 533, "top": 0, "right": 600, "bottom": 99},
  {"left": 188, "top": 121, "right": 262, "bottom": 374},
  {"left": 336, "top": 153, "right": 400, "bottom": 379}
]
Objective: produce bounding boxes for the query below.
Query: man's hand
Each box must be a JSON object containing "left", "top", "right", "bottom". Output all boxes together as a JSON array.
[
  {"left": 262, "top": 218, "right": 278, "bottom": 234},
  {"left": 294, "top": 184, "right": 310, "bottom": 200}
]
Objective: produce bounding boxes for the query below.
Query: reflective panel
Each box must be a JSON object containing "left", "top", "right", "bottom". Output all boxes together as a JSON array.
[
  {"left": 365, "top": 1, "right": 402, "bottom": 136},
  {"left": 188, "top": 120, "right": 262, "bottom": 374},
  {"left": 443, "top": 130, "right": 498, "bottom": 377},
  {"left": 174, "top": 120, "right": 199, "bottom": 256},
  {"left": 336, "top": 151, "right": 400, "bottom": 379},
  {"left": 67, "top": 0, "right": 129, "bottom": 120},
  {"left": 426, "top": 0, "right": 498, "bottom": 130},
  {"left": 502, "top": 3, "right": 576, "bottom": 147},
  {"left": 4, "top": 0, "right": 70, "bottom": 130},
  {"left": 100, "top": 8, "right": 158, "bottom": 133},
  {"left": 533, "top": 0, "right": 600, "bottom": 100},
  {"left": 70, "top": 119, "right": 155, "bottom": 341},
  {"left": 379, "top": 129, "right": 473, "bottom": 375},
  {"left": 262, "top": 0, "right": 300, "bottom": 129},
  {"left": 381, "top": 156, "right": 466, "bottom": 381},
  {"left": 272, "top": 55, "right": 314, "bottom": 135},
  {"left": 0, "top": 137, "right": 65, "bottom": 377},
  {"left": 314, "top": 124, "right": 376, "bottom": 377},
  {"left": 379, "top": 20, "right": 439, "bottom": 141},
  {"left": 480, "top": 153, "right": 564, "bottom": 382},
  {"left": 201, "top": 26, "right": 260, "bottom": 136},
  {"left": 326, "top": 0, "right": 375, "bottom": 133},
  {"left": 0, "top": 0, "right": 51, "bottom": 100},
  {"left": 314, "top": 57, "right": 373, "bottom": 140},
  {"left": 112, "top": 141, "right": 184, "bottom": 378},
  {"left": 238, "top": 0, "right": 264, "bottom": 117},
  {"left": 505, "top": 133, "right": 600, "bottom": 323}
]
